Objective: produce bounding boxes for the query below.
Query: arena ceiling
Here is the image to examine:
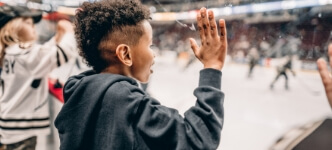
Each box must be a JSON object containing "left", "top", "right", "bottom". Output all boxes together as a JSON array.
[
  {"left": 140, "top": 0, "right": 279, "bottom": 12},
  {"left": 141, "top": 0, "right": 210, "bottom": 5},
  {"left": 141, "top": 0, "right": 229, "bottom": 12}
]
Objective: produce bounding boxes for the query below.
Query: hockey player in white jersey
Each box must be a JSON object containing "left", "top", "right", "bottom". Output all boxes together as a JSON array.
[{"left": 0, "top": 4, "right": 76, "bottom": 149}]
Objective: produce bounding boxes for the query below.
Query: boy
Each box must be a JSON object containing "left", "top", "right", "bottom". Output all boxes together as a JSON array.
[{"left": 55, "top": 0, "right": 227, "bottom": 149}]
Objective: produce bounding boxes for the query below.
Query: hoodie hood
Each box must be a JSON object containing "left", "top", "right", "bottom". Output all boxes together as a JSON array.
[{"left": 54, "top": 70, "right": 138, "bottom": 149}]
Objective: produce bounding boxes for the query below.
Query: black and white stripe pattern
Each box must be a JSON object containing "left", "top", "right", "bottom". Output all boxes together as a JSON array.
[
  {"left": 0, "top": 117, "right": 50, "bottom": 130},
  {"left": 56, "top": 45, "right": 69, "bottom": 67}
]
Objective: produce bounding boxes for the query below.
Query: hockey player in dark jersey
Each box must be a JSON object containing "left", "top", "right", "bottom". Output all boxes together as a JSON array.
[{"left": 270, "top": 55, "right": 296, "bottom": 90}]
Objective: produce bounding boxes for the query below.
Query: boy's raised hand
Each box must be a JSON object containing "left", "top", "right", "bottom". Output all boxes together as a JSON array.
[
  {"left": 317, "top": 44, "right": 332, "bottom": 109},
  {"left": 190, "top": 7, "right": 227, "bottom": 70}
]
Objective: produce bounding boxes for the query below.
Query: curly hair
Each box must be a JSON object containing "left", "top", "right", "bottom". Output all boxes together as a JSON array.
[{"left": 75, "top": 0, "right": 150, "bottom": 72}]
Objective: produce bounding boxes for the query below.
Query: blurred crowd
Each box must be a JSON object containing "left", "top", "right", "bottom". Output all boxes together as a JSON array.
[{"left": 152, "top": 18, "right": 332, "bottom": 65}]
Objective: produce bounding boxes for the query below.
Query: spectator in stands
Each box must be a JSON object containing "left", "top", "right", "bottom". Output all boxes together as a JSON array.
[{"left": 0, "top": 4, "right": 76, "bottom": 149}]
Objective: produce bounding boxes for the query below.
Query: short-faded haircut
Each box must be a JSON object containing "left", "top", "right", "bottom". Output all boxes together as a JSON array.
[{"left": 75, "top": 0, "right": 150, "bottom": 72}]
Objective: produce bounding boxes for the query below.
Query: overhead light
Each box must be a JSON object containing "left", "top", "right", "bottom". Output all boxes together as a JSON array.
[
  {"left": 319, "top": 0, "right": 329, "bottom": 5},
  {"left": 281, "top": 1, "right": 296, "bottom": 10},
  {"left": 221, "top": 7, "right": 232, "bottom": 16},
  {"left": 150, "top": 6, "right": 156, "bottom": 13}
]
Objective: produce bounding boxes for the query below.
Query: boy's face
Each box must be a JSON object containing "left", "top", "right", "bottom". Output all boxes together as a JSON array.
[{"left": 130, "top": 20, "right": 155, "bottom": 83}]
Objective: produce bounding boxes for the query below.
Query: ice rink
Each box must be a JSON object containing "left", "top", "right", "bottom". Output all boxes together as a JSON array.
[{"left": 146, "top": 51, "right": 332, "bottom": 150}]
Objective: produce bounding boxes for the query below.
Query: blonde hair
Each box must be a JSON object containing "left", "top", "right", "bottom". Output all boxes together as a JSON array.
[{"left": 0, "top": 17, "right": 26, "bottom": 67}]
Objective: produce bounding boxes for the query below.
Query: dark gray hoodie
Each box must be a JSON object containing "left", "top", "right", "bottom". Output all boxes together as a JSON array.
[{"left": 55, "top": 68, "right": 224, "bottom": 150}]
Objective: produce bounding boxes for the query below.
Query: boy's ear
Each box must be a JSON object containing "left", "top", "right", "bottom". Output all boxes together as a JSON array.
[{"left": 115, "top": 44, "right": 132, "bottom": 66}]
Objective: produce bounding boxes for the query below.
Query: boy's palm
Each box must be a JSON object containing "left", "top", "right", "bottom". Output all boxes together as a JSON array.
[{"left": 190, "top": 8, "right": 227, "bottom": 70}]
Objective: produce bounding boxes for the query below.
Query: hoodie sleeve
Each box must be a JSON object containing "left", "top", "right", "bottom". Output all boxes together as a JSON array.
[{"left": 134, "top": 68, "right": 224, "bottom": 150}]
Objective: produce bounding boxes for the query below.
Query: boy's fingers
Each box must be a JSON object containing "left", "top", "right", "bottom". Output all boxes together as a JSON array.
[
  {"left": 189, "top": 38, "right": 199, "bottom": 56},
  {"left": 208, "top": 10, "right": 218, "bottom": 37},
  {"left": 200, "top": 8, "right": 210, "bottom": 37},
  {"left": 196, "top": 12, "right": 206, "bottom": 44},
  {"left": 317, "top": 58, "right": 331, "bottom": 86},
  {"left": 219, "top": 19, "right": 227, "bottom": 43}
]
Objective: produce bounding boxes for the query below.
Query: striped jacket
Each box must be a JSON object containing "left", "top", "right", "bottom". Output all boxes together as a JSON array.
[{"left": 0, "top": 33, "right": 76, "bottom": 144}]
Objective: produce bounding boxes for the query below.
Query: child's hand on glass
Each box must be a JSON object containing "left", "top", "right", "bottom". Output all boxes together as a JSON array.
[{"left": 189, "top": 7, "right": 228, "bottom": 70}]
